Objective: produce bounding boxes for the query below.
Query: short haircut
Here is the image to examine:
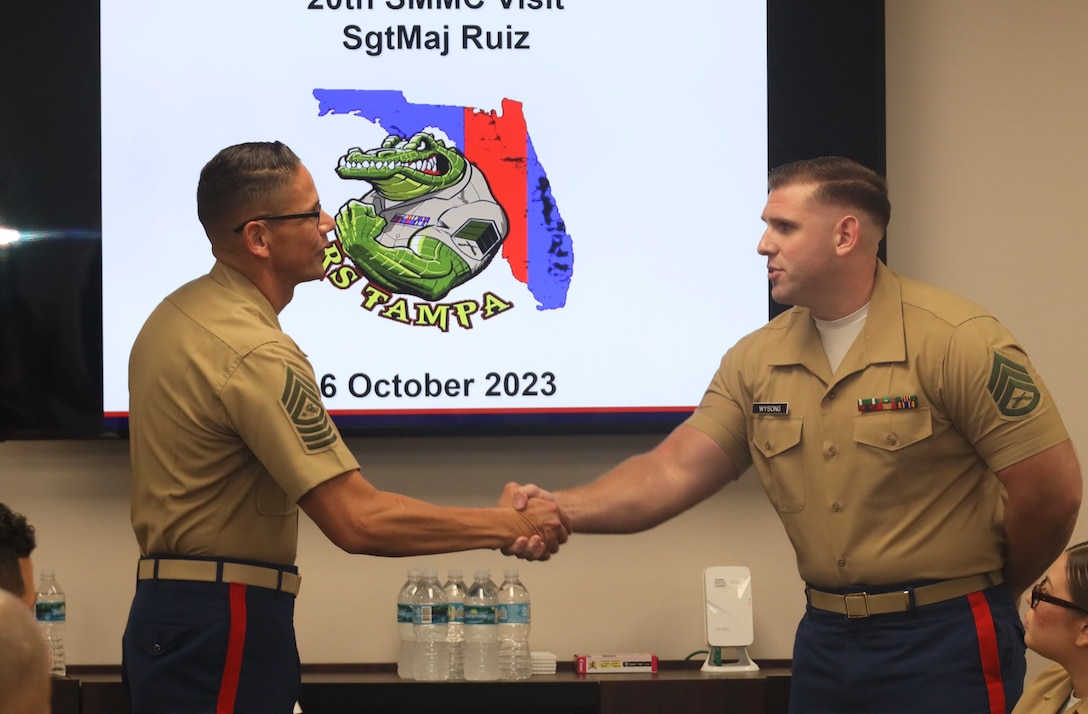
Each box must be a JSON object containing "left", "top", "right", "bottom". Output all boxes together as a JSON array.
[
  {"left": 0, "top": 504, "right": 35, "bottom": 558},
  {"left": 0, "top": 504, "right": 35, "bottom": 598},
  {"left": 768, "top": 156, "right": 891, "bottom": 231},
  {"left": 196, "top": 141, "right": 302, "bottom": 233},
  {"left": 1065, "top": 540, "right": 1088, "bottom": 610}
]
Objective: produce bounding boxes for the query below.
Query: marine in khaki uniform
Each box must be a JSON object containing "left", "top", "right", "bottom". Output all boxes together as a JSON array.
[
  {"left": 689, "top": 260, "right": 1064, "bottom": 589},
  {"left": 122, "top": 141, "right": 570, "bottom": 714},
  {"left": 510, "top": 157, "right": 1082, "bottom": 714}
]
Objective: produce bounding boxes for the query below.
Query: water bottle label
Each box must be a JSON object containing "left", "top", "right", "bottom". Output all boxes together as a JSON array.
[
  {"left": 397, "top": 603, "right": 413, "bottom": 624},
  {"left": 36, "top": 601, "right": 66, "bottom": 623},
  {"left": 498, "top": 603, "right": 530, "bottom": 625},
  {"left": 413, "top": 604, "right": 450, "bottom": 625},
  {"left": 448, "top": 602, "right": 464, "bottom": 623},
  {"left": 464, "top": 604, "right": 496, "bottom": 625}
]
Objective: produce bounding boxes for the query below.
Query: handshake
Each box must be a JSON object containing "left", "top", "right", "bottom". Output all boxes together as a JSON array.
[{"left": 496, "top": 482, "right": 568, "bottom": 562}]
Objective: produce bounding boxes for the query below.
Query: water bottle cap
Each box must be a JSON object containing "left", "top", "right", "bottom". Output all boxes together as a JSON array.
[
  {"left": 41, "top": 567, "right": 55, "bottom": 578},
  {"left": 421, "top": 567, "right": 438, "bottom": 578},
  {"left": 407, "top": 568, "right": 422, "bottom": 577},
  {"left": 447, "top": 569, "right": 462, "bottom": 578},
  {"left": 504, "top": 568, "right": 519, "bottom": 579},
  {"left": 473, "top": 568, "right": 491, "bottom": 579}
]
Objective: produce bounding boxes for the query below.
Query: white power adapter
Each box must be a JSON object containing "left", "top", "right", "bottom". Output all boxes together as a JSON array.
[{"left": 701, "top": 566, "right": 759, "bottom": 672}]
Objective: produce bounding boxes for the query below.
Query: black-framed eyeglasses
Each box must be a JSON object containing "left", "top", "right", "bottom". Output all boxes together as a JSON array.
[
  {"left": 232, "top": 211, "right": 322, "bottom": 233},
  {"left": 1031, "top": 583, "right": 1088, "bottom": 614}
]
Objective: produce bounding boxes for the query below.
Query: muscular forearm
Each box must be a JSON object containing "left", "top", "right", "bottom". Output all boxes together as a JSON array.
[
  {"left": 300, "top": 471, "right": 559, "bottom": 557},
  {"left": 557, "top": 430, "right": 737, "bottom": 534},
  {"left": 997, "top": 440, "right": 1082, "bottom": 596},
  {"left": 340, "top": 493, "right": 538, "bottom": 556},
  {"left": 556, "top": 454, "right": 689, "bottom": 534},
  {"left": 1002, "top": 501, "right": 1079, "bottom": 597}
]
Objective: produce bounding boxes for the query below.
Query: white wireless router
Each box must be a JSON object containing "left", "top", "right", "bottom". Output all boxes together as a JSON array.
[{"left": 701, "top": 566, "right": 759, "bottom": 673}]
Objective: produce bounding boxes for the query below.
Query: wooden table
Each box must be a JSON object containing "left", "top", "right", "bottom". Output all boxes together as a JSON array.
[{"left": 55, "top": 661, "right": 792, "bottom": 714}]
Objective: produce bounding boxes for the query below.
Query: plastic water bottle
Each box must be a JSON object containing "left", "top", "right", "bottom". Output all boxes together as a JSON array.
[
  {"left": 497, "top": 568, "right": 532, "bottom": 681},
  {"left": 412, "top": 568, "right": 450, "bottom": 681},
  {"left": 463, "top": 569, "right": 500, "bottom": 681},
  {"left": 35, "top": 568, "right": 67, "bottom": 676},
  {"left": 396, "top": 568, "right": 421, "bottom": 679},
  {"left": 443, "top": 569, "right": 466, "bottom": 681}
]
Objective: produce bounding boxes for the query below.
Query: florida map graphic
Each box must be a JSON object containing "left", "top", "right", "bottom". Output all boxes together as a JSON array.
[{"left": 315, "top": 89, "right": 573, "bottom": 328}]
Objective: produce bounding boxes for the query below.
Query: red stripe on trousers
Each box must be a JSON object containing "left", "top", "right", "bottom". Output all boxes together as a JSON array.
[
  {"left": 967, "top": 591, "right": 1006, "bottom": 714},
  {"left": 216, "top": 582, "right": 248, "bottom": 714}
]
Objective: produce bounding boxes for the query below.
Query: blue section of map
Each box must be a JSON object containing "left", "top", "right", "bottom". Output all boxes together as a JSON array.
[
  {"left": 314, "top": 89, "right": 465, "bottom": 146},
  {"left": 526, "top": 135, "right": 572, "bottom": 309}
]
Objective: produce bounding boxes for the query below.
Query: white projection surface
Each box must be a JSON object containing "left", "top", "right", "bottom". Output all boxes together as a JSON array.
[{"left": 101, "top": 1, "right": 768, "bottom": 429}]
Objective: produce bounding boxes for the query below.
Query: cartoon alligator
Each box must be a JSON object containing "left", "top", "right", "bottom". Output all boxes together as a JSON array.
[{"left": 333, "top": 132, "right": 509, "bottom": 301}]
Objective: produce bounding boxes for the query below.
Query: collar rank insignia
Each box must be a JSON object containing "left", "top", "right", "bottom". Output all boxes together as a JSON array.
[{"left": 987, "top": 352, "right": 1040, "bottom": 417}]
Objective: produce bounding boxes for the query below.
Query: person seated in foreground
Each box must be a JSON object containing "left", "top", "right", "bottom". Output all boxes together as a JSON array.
[
  {"left": 1015, "top": 540, "right": 1088, "bottom": 714},
  {"left": 0, "top": 589, "right": 51, "bottom": 714}
]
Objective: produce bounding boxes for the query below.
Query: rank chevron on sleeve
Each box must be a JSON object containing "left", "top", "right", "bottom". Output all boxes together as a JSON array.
[
  {"left": 986, "top": 352, "right": 1041, "bottom": 417},
  {"left": 281, "top": 366, "right": 338, "bottom": 451}
]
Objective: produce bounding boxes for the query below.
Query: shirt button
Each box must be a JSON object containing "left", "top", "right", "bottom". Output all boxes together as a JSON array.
[
  {"left": 831, "top": 502, "right": 842, "bottom": 513},
  {"left": 837, "top": 558, "right": 847, "bottom": 568},
  {"left": 827, "top": 390, "right": 837, "bottom": 401},
  {"left": 826, "top": 444, "right": 837, "bottom": 457},
  {"left": 764, "top": 440, "right": 772, "bottom": 451},
  {"left": 885, "top": 433, "right": 898, "bottom": 446}
]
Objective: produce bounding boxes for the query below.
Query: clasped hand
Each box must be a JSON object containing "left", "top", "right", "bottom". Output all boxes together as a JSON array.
[{"left": 497, "top": 482, "right": 568, "bottom": 561}]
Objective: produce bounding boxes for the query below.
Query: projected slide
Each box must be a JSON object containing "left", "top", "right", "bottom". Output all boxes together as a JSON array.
[{"left": 100, "top": 1, "right": 768, "bottom": 429}]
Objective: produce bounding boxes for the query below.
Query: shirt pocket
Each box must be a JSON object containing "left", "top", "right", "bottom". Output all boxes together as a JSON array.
[
  {"left": 751, "top": 417, "right": 805, "bottom": 513},
  {"left": 852, "top": 408, "right": 934, "bottom": 507}
]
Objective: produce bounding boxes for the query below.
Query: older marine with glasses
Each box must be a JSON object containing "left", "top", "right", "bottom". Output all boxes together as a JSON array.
[{"left": 232, "top": 210, "right": 322, "bottom": 233}]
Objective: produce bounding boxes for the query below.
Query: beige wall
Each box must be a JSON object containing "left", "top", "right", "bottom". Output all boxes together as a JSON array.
[
  {"left": 883, "top": 0, "right": 1088, "bottom": 683},
  {"left": 1, "top": 0, "right": 1086, "bottom": 685},
  {"left": 0, "top": 435, "right": 804, "bottom": 665}
]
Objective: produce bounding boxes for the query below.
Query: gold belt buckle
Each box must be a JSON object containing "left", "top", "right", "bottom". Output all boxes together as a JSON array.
[{"left": 843, "top": 592, "right": 871, "bottom": 618}]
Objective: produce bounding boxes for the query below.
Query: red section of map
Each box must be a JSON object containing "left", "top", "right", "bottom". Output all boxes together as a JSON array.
[{"left": 463, "top": 99, "right": 528, "bottom": 283}]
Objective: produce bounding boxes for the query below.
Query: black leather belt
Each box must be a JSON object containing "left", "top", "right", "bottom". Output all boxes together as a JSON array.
[
  {"left": 806, "top": 571, "right": 1002, "bottom": 618},
  {"left": 137, "top": 557, "right": 301, "bottom": 596}
]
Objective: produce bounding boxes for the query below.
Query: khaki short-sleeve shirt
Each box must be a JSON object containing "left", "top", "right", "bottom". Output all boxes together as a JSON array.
[
  {"left": 129, "top": 262, "right": 360, "bottom": 565},
  {"left": 686, "top": 262, "right": 1069, "bottom": 587},
  {"left": 1011, "top": 663, "right": 1086, "bottom": 714}
]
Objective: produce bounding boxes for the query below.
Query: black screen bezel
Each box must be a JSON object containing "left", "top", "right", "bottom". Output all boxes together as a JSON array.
[{"left": 0, "top": 0, "right": 885, "bottom": 440}]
